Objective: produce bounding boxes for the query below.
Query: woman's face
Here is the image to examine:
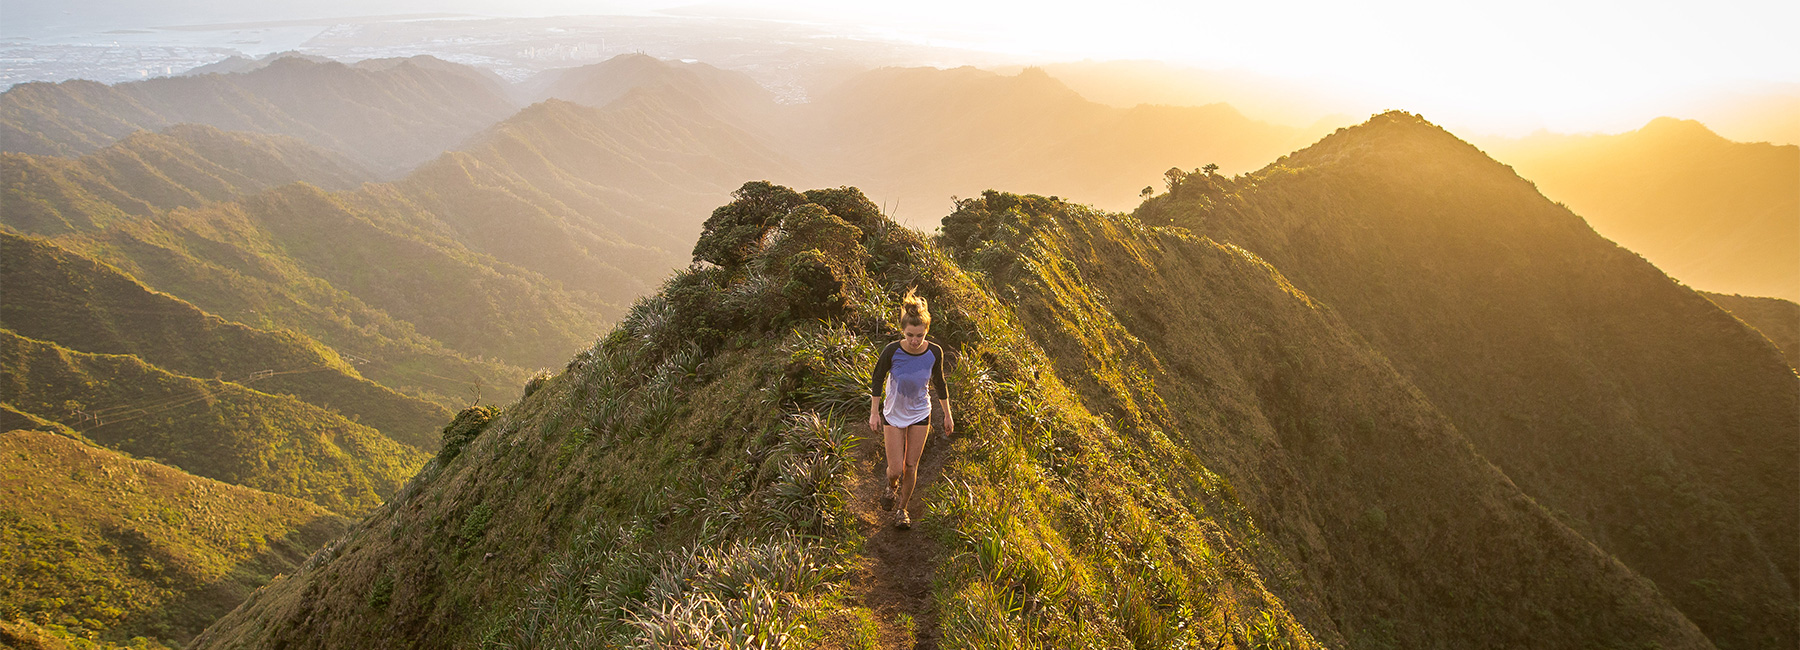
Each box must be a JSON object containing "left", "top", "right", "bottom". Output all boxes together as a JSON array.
[{"left": 902, "top": 324, "right": 928, "bottom": 347}]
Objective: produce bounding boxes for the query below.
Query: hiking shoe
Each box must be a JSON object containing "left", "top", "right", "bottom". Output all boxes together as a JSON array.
[
  {"left": 894, "top": 509, "right": 911, "bottom": 530},
  {"left": 881, "top": 485, "right": 896, "bottom": 511}
]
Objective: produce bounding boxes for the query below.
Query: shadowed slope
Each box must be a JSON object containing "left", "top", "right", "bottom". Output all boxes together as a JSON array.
[
  {"left": 395, "top": 91, "right": 805, "bottom": 302},
  {"left": 1142, "top": 111, "right": 1798, "bottom": 648},
  {"left": 1704, "top": 291, "right": 1800, "bottom": 369},
  {"left": 0, "top": 430, "right": 349, "bottom": 647},
  {"left": 0, "top": 330, "right": 427, "bottom": 515},
  {"left": 0, "top": 231, "right": 450, "bottom": 448},
  {"left": 1481, "top": 118, "right": 1800, "bottom": 300},
  {"left": 1, "top": 123, "right": 368, "bottom": 235}
]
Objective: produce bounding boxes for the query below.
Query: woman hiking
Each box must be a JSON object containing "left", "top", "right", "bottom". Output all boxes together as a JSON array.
[{"left": 868, "top": 288, "right": 953, "bottom": 530}]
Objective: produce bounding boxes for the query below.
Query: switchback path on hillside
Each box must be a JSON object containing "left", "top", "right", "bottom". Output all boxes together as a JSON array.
[{"left": 842, "top": 413, "right": 952, "bottom": 650}]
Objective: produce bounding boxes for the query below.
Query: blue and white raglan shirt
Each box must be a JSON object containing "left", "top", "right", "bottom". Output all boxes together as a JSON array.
[{"left": 869, "top": 341, "right": 947, "bottom": 427}]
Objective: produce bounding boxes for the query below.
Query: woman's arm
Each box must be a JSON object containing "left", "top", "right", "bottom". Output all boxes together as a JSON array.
[
  {"left": 869, "top": 343, "right": 894, "bottom": 431},
  {"left": 931, "top": 343, "right": 951, "bottom": 434}
]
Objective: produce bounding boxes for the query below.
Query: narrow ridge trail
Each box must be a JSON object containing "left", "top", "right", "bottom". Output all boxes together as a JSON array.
[{"left": 844, "top": 413, "right": 953, "bottom": 650}]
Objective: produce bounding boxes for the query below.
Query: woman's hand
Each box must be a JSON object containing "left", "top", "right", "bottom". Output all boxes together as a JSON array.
[
  {"left": 943, "top": 412, "right": 954, "bottom": 436},
  {"left": 869, "top": 413, "right": 881, "bottom": 433}
]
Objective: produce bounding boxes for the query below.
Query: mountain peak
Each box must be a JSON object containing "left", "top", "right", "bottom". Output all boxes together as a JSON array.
[
  {"left": 1270, "top": 110, "right": 1489, "bottom": 173},
  {"left": 1636, "top": 115, "right": 1724, "bottom": 141}
]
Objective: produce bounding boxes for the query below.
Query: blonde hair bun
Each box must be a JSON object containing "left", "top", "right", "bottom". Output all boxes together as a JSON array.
[{"left": 900, "top": 288, "right": 931, "bottom": 329}]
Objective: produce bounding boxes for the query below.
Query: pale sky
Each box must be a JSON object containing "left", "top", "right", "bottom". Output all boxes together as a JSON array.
[{"left": 8, "top": 0, "right": 1797, "bottom": 137}]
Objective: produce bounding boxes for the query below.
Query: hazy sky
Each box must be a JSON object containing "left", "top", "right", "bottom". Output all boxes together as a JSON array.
[{"left": 9, "top": 0, "right": 1797, "bottom": 135}]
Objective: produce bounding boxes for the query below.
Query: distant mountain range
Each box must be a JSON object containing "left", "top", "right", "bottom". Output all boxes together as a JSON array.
[
  {"left": 0, "top": 55, "right": 516, "bottom": 176},
  {"left": 1480, "top": 117, "right": 1799, "bottom": 301}
]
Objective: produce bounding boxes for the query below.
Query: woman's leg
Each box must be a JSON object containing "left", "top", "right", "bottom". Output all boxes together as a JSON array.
[
  {"left": 882, "top": 424, "right": 906, "bottom": 495},
  {"left": 898, "top": 422, "right": 931, "bottom": 511}
]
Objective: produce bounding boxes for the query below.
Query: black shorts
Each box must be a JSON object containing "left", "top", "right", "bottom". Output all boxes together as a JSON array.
[{"left": 884, "top": 415, "right": 929, "bottom": 429}]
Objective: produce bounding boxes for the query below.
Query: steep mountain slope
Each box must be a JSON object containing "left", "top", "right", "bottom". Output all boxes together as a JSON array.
[
  {"left": 0, "top": 55, "right": 517, "bottom": 175},
  {"left": 4, "top": 60, "right": 806, "bottom": 381},
  {"left": 0, "top": 232, "right": 450, "bottom": 448},
  {"left": 528, "top": 54, "right": 775, "bottom": 122},
  {"left": 32, "top": 203, "right": 535, "bottom": 408},
  {"left": 1, "top": 123, "right": 368, "bottom": 235},
  {"left": 1479, "top": 118, "right": 1800, "bottom": 300},
  {"left": 0, "top": 429, "right": 348, "bottom": 647},
  {"left": 1140, "top": 112, "right": 1798, "bottom": 648},
  {"left": 197, "top": 183, "right": 1713, "bottom": 649},
  {"left": 393, "top": 90, "right": 806, "bottom": 303},
  {"left": 797, "top": 66, "right": 1315, "bottom": 219},
  {"left": 0, "top": 331, "right": 427, "bottom": 515},
  {"left": 3, "top": 131, "right": 614, "bottom": 387},
  {"left": 1704, "top": 291, "right": 1799, "bottom": 369}
]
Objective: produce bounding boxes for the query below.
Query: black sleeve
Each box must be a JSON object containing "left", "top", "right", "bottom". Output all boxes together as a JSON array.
[
  {"left": 870, "top": 342, "right": 897, "bottom": 397},
  {"left": 930, "top": 342, "right": 948, "bottom": 400}
]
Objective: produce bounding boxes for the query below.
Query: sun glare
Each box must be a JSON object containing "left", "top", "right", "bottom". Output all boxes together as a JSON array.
[{"left": 692, "top": 0, "right": 1800, "bottom": 135}]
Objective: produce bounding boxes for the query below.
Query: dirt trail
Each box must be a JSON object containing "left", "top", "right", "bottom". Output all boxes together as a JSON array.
[{"left": 843, "top": 416, "right": 953, "bottom": 650}]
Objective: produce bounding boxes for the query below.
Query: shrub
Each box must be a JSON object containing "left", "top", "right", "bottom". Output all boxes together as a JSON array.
[
  {"left": 437, "top": 405, "right": 498, "bottom": 462},
  {"left": 692, "top": 181, "right": 807, "bottom": 267},
  {"left": 522, "top": 370, "right": 554, "bottom": 398}
]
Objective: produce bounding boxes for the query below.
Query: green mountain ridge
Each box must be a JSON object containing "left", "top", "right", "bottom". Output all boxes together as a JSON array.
[
  {"left": 1139, "top": 111, "right": 1798, "bottom": 648},
  {"left": 194, "top": 149, "right": 1766, "bottom": 648},
  {"left": 1, "top": 329, "right": 427, "bottom": 516},
  {"left": 1, "top": 123, "right": 369, "bottom": 235},
  {"left": 0, "top": 231, "right": 451, "bottom": 448},
  {"left": 0, "top": 429, "right": 348, "bottom": 647}
]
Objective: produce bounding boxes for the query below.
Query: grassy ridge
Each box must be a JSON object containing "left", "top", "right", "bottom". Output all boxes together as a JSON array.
[
  {"left": 0, "top": 124, "right": 367, "bottom": 236},
  {"left": 0, "top": 429, "right": 348, "bottom": 647},
  {"left": 45, "top": 202, "right": 534, "bottom": 409},
  {"left": 0, "top": 121, "right": 533, "bottom": 408},
  {"left": 0, "top": 231, "right": 450, "bottom": 448},
  {"left": 195, "top": 182, "right": 1715, "bottom": 649},
  {"left": 1704, "top": 291, "right": 1800, "bottom": 369},
  {"left": 0, "top": 330, "right": 427, "bottom": 515},
  {"left": 1141, "top": 111, "right": 1798, "bottom": 648},
  {"left": 936, "top": 191, "right": 1707, "bottom": 647}
]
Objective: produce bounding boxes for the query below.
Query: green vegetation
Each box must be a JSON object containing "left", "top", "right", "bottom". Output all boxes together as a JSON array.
[
  {"left": 0, "top": 231, "right": 450, "bottom": 448},
  {"left": 0, "top": 121, "right": 541, "bottom": 409},
  {"left": 0, "top": 429, "right": 347, "bottom": 647},
  {"left": 0, "top": 330, "right": 426, "bottom": 515},
  {"left": 1141, "top": 110, "right": 1799, "bottom": 648},
  {"left": 196, "top": 179, "right": 1723, "bottom": 649},
  {"left": 0, "top": 124, "right": 366, "bottom": 236}
]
